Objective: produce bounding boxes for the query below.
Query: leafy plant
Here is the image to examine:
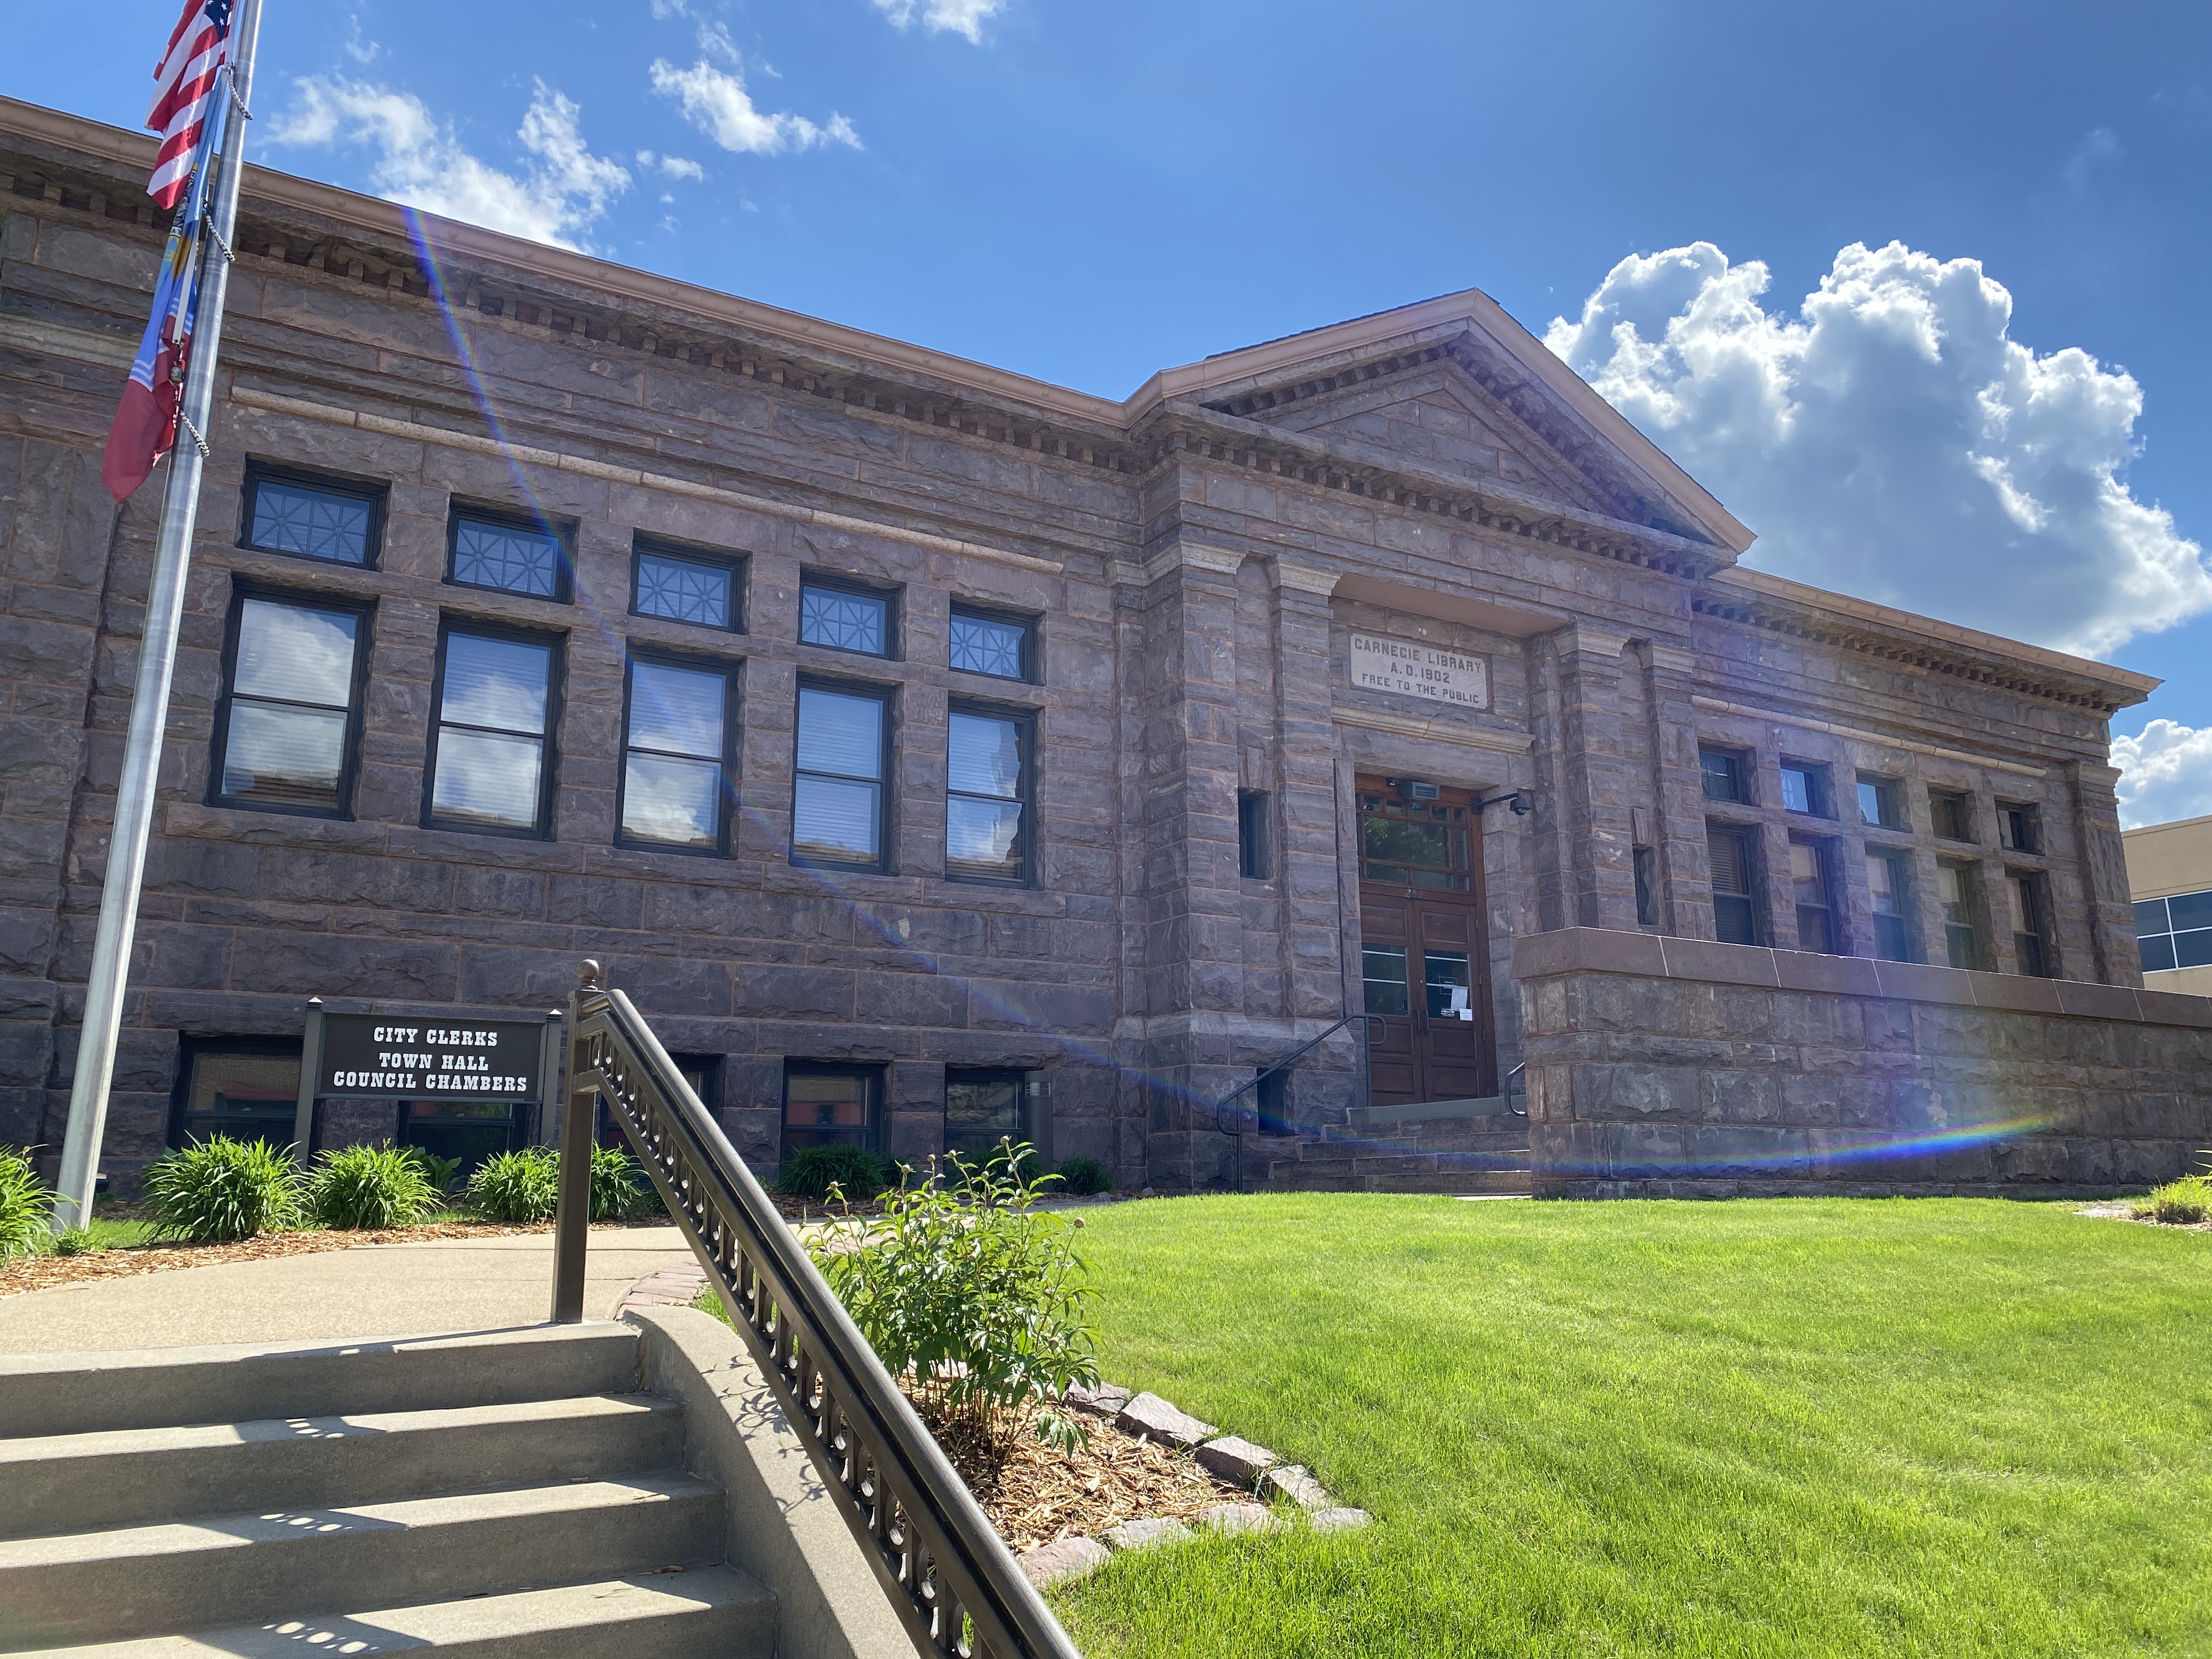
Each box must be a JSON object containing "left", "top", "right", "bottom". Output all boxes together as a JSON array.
[
  {"left": 2133, "top": 1171, "right": 2212, "bottom": 1225},
  {"left": 1057, "top": 1156, "right": 1112, "bottom": 1197},
  {"left": 467, "top": 1147, "right": 561, "bottom": 1223},
  {"left": 142, "top": 1136, "right": 303, "bottom": 1244},
  {"left": 778, "top": 1143, "right": 894, "bottom": 1202},
  {"left": 0, "top": 1146, "right": 55, "bottom": 1259},
  {"left": 50, "top": 1226, "right": 99, "bottom": 1257},
  {"left": 807, "top": 1141, "right": 1099, "bottom": 1450},
  {"left": 405, "top": 1148, "right": 464, "bottom": 1196},
  {"left": 591, "top": 1143, "right": 660, "bottom": 1220},
  {"left": 306, "top": 1142, "right": 439, "bottom": 1231}
]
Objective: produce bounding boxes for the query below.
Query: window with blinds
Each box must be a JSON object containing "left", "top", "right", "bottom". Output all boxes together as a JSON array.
[
  {"left": 1707, "top": 825, "right": 1760, "bottom": 945},
  {"left": 793, "top": 682, "right": 889, "bottom": 869},
  {"left": 946, "top": 706, "right": 1029, "bottom": 883},
  {"left": 1866, "top": 850, "right": 1914, "bottom": 961},
  {"left": 426, "top": 626, "right": 560, "bottom": 835},
  {"left": 1937, "top": 860, "right": 1982, "bottom": 969},
  {"left": 1790, "top": 839, "right": 1839, "bottom": 954},
  {"left": 212, "top": 592, "right": 368, "bottom": 816},
  {"left": 619, "top": 656, "right": 732, "bottom": 851}
]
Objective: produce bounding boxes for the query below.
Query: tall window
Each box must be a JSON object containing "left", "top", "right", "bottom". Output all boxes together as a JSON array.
[
  {"left": 946, "top": 707, "right": 1030, "bottom": 883},
  {"left": 1858, "top": 774, "right": 1904, "bottom": 830},
  {"left": 1997, "top": 802, "right": 2039, "bottom": 853},
  {"left": 426, "top": 625, "right": 560, "bottom": 836},
  {"left": 2135, "top": 890, "right": 2212, "bottom": 973},
  {"left": 1780, "top": 761, "right": 1830, "bottom": 817},
  {"left": 619, "top": 656, "right": 733, "bottom": 851},
  {"left": 793, "top": 682, "right": 889, "bottom": 870},
  {"left": 1937, "top": 860, "right": 1980, "bottom": 969},
  {"left": 1929, "top": 789, "right": 1974, "bottom": 843},
  {"left": 211, "top": 592, "right": 367, "bottom": 816},
  {"left": 1790, "top": 839, "right": 1838, "bottom": 953},
  {"left": 1700, "top": 748, "right": 1748, "bottom": 803},
  {"left": 782, "top": 1063, "right": 879, "bottom": 1157},
  {"left": 945, "top": 1068, "right": 1025, "bottom": 1163},
  {"left": 800, "top": 577, "right": 893, "bottom": 657},
  {"left": 449, "top": 508, "right": 569, "bottom": 600},
  {"left": 1867, "top": 850, "right": 1913, "bottom": 961},
  {"left": 170, "top": 1038, "right": 300, "bottom": 1149},
  {"left": 1707, "top": 825, "right": 1760, "bottom": 945},
  {"left": 240, "top": 467, "right": 381, "bottom": 567},
  {"left": 1633, "top": 845, "right": 1659, "bottom": 927},
  {"left": 1238, "top": 792, "right": 1270, "bottom": 880},
  {"left": 2008, "top": 873, "right": 2051, "bottom": 978},
  {"left": 632, "top": 540, "right": 742, "bottom": 631},
  {"left": 949, "top": 606, "right": 1034, "bottom": 680}
]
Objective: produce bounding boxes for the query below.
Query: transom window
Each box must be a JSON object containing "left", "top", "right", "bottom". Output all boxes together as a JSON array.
[
  {"left": 793, "top": 682, "right": 889, "bottom": 869},
  {"left": 946, "top": 708, "right": 1030, "bottom": 883},
  {"left": 2136, "top": 890, "right": 2212, "bottom": 973},
  {"left": 211, "top": 592, "right": 366, "bottom": 816},
  {"left": 949, "top": 606, "right": 1032, "bottom": 680},
  {"left": 426, "top": 626, "right": 559, "bottom": 836},
  {"left": 619, "top": 657, "right": 733, "bottom": 851},
  {"left": 1858, "top": 774, "right": 1905, "bottom": 831},
  {"left": 241, "top": 467, "right": 381, "bottom": 566},
  {"left": 632, "top": 541, "right": 742, "bottom": 630},
  {"left": 800, "top": 578, "right": 893, "bottom": 657},
  {"left": 1780, "top": 761, "right": 1830, "bottom": 817},
  {"left": 449, "top": 509, "right": 568, "bottom": 600},
  {"left": 1929, "top": 789, "right": 1974, "bottom": 843},
  {"left": 1700, "top": 748, "right": 1748, "bottom": 803},
  {"left": 1358, "top": 792, "right": 1472, "bottom": 891}
]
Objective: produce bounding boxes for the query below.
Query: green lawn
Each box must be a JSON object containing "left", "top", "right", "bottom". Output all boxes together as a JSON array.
[{"left": 1052, "top": 1195, "right": 2211, "bottom": 1659}]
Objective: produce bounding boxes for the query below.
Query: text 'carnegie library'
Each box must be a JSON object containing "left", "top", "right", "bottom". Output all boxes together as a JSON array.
[{"left": 1348, "top": 633, "right": 1489, "bottom": 710}]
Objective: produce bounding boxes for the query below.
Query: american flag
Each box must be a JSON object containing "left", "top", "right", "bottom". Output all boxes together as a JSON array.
[{"left": 145, "top": 0, "right": 234, "bottom": 211}]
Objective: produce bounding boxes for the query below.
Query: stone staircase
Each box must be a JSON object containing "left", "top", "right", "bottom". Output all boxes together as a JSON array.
[
  {"left": 1260, "top": 1107, "right": 1533, "bottom": 1195},
  {"left": 0, "top": 1323, "right": 782, "bottom": 1659}
]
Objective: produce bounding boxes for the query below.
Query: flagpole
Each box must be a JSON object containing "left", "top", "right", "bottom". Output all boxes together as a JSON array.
[{"left": 54, "top": 0, "right": 266, "bottom": 1232}]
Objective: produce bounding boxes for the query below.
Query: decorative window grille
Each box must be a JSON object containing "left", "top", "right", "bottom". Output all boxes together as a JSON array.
[
  {"left": 451, "top": 512, "right": 566, "bottom": 599},
  {"left": 634, "top": 546, "right": 740, "bottom": 629},
  {"left": 243, "top": 471, "right": 379, "bottom": 566},
  {"left": 949, "top": 607, "right": 1031, "bottom": 679},
  {"left": 800, "top": 580, "right": 891, "bottom": 656}
]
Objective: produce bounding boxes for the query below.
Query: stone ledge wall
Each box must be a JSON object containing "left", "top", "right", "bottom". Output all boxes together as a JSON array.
[{"left": 1512, "top": 928, "right": 2212, "bottom": 1199}]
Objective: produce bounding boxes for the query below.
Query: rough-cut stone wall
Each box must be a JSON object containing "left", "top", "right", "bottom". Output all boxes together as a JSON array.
[{"left": 1515, "top": 927, "right": 2212, "bottom": 1198}]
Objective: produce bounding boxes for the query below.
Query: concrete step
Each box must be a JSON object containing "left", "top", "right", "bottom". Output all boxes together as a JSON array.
[
  {"left": 1, "top": 1395, "right": 685, "bottom": 1541},
  {"left": 0, "top": 1325, "right": 643, "bottom": 1441},
  {"left": 26, "top": 1567, "right": 777, "bottom": 1659},
  {"left": 0, "top": 1474, "right": 725, "bottom": 1647}
]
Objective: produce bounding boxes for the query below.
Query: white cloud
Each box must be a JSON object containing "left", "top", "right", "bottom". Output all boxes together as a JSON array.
[
  {"left": 636, "top": 148, "right": 706, "bottom": 180},
  {"left": 2113, "top": 721, "right": 2212, "bottom": 828},
  {"left": 697, "top": 19, "right": 741, "bottom": 64},
  {"left": 649, "top": 58, "right": 860, "bottom": 155},
  {"left": 1544, "top": 240, "right": 2209, "bottom": 661},
  {"left": 270, "top": 78, "right": 629, "bottom": 251},
  {"left": 871, "top": 0, "right": 1005, "bottom": 42},
  {"left": 343, "top": 14, "right": 379, "bottom": 65}
]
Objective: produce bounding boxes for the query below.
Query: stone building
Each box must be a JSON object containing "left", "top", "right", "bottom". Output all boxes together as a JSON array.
[{"left": 4, "top": 95, "right": 2202, "bottom": 1199}]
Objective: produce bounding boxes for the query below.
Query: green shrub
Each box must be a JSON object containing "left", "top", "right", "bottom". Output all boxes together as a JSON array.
[
  {"left": 142, "top": 1136, "right": 302, "bottom": 1244},
  {"left": 405, "top": 1149, "right": 464, "bottom": 1197},
  {"left": 0, "top": 1146, "right": 55, "bottom": 1259},
  {"left": 306, "top": 1142, "right": 438, "bottom": 1231},
  {"left": 777, "top": 1143, "right": 894, "bottom": 1203},
  {"left": 50, "top": 1226, "right": 99, "bottom": 1257},
  {"left": 468, "top": 1148, "right": 561, "bottom": 1223},
  {"left": 2134, "top": 1172, "right": 2212, "bottom": 1225},
  {"left": 1056, "top": 1156, "right": 1111, "bottom": 1197},
  {"left": 806, "top": 1141, "right": 1098, "bottom": 1450},
  {"left": 590, "top": 1143, "right": 661, "bottom": 1220}
]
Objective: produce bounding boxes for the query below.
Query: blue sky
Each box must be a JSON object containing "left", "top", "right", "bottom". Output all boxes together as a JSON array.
[{"left": 14, "top": 1, "right": 2212, "bottom": 817}]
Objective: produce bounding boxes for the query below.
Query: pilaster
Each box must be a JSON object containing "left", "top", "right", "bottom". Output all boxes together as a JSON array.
[
  {"left": 2068, "top": 759, "right": 2141, "bottom": 986},
  {"left": 1635, "top": 641, "right": 1716, "bottom": 940},
  {"left": 1541, "top": 623, "right": 1640, "bottom": 933}
]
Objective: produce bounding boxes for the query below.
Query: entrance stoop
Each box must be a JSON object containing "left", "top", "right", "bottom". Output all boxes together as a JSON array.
[
  {"left": 0, "top": 1319, "right": 904, "bottom": 1659},
  {"left": 1260, "top": 1110, "right": 1534, "bottom": 1196}
]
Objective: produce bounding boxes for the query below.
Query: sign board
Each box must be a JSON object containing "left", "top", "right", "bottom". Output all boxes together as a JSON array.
[
  {"left": 317, "top": 1014, "right": 546, "bottom": 1102},
  {"left": 1348, "top": 633, "right": 1489, "bottom": 711}
]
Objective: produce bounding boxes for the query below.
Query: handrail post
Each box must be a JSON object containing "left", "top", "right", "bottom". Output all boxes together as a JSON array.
[{"left": 549, "top": 960, "right": 601, "bottom": 1323}]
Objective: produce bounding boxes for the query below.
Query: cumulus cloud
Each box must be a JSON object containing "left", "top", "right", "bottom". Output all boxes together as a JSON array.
[
  {"left": 269, "top": 78, "right": 629, "bottom": 251},
  {"left": 2111, "top": 722, "right": 2212, "bottom": 828},
  {"left": 1545, "top": 240, "right": 2209, "bottom": 661},
  {"left": 649, "top": 57, "right": 859, "bottom": 154},
  {"left": 871, "top": 0, "right": 1005, "bottom": 42}
]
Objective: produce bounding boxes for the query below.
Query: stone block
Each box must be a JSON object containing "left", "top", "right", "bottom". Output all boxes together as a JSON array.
[
  {"left": 1198, "top": 1504, "right": 1280, "bottom": 1535},
  {"left": 1195, "top": 1436, "right": 1277, "bottom": 1485},
  {"left": 1115, "top": 1391, "right": 1217, "bottom": 1449},
  {"left": 1101, "top": 1517, "right": 1191, "bottom": 1552},
  {"left": 1065, "top": 1381, "right": 1133, "bottom": 1416},
  {"left": 1572, "top": 1064, "right": 1698, "bottom": 1122},
  {"left": 2055, "top": 980, "right": 2142, "bottom": 1023},
  {"left": 1260, "top": 1464, "right": 1331, "bottom": 1511},
  {"left": 1658, "top": 936, "right": 1780, "bottom": 988},
  {"left": 1311, "top": 1508, "right": 1372, "bottom": 1533},
  {"left": 1966, "top": 972, "right": 2064, "bottom": 1015},
  {"left": 1701, "top": 1070, "right": 1779, "bottom": 1124},
  {"left": 1019, "top": 1535, "right": 1109, "bottom": 1588},
  {"left": 1771, "top": 951, "right": 1882, "bottom": 997},
  {"left": 1872, "top": 961, "right": 1975, "bottom": 1006},
  {"left": 2134, "top": 988, "right": 2212, "bottom": 1030},
  {"left": 1510, "top": 928, "right": 1666, "bottom": 981}
]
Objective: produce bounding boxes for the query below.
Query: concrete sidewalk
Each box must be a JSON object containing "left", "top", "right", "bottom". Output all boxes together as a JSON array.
[{"left": 0, "top": 1228, "right": 697, "bottom": 1355}]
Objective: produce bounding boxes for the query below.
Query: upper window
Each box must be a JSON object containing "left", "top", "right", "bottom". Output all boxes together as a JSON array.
[
  {"left": 1858, "top": 774, "right": 1905, "bottom": 831},
  {"left": 2008, "top": 872, "right": 2052, "bottom": 978},
  {"left": 1779, "top": 761, "right": 1830, "bottom": 817},
  {"left": 946, "top": 706, "right": 1031, "bottom": 883},
  {"left": 2136, "top": 890, "right": 2212, "bottom": 973},
  {"left": 1699, "top": 748, "right": 1747, "bottom": 804},
  {"left": 793, "top": 681, "right": 890, "bottom": 870},
  {"left": 1707, "top": 823, "right": 1760, "bottom": 945},
  {"left": 170, "top": 1037, "right": 300, "bottom": 1151},
  {"left": 425, "top": 624, "right": 560, "bottom": 837},
  {"left": 1997, "top": 802, "right": 2039, "bottom": 854},
  {"left": 1238, "top": 792, "right": 1271, "bottom": 881},
  {"left": 210, "top": 591, "right": 368, "bottom": 817},
  {"left": 631, "top": 540, "right": 743, "bottom": 631},
  {"left": 1633, "top": 845, "right": 1659, "bottom": 928},
  {"left": 949, "top": 606, "right": 1034, "bottom": 681},
  {"left": 1866, "top": 850, "right": 1913, "bottom": 962},
  {"left": 619, "top": 656, "right": 733, "bottom": 852},
  {"left": 449, "top": 508, "right": 569, "bottom": 601},
  {"left": 800, "top": 578, "right": 893, "bottom": 657},
  {"left": 241, "top": 467, "right": 382, "bottom": 567},
  {"left": 1928, "top": 788, "right": 1974, "bottom": 843},
  {"left": 1937, "top": 860, "right": 1981, "bottom": 969}
]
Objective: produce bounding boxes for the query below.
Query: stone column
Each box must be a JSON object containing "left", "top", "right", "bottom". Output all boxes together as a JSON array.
[
  {"left": 1539, "top": 623, "right": 1640, "bottom": 932},
  {"left": 1634, "top": 642, "right": 1716, "bottom": 940},
  {"left": 2068, "top": 759, "right": 2141, "bottom": 986}
]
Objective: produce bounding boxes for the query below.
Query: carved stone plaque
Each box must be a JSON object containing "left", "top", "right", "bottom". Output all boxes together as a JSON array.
[{"left": 1348, "top": 633, "right": 1490, "bottom": 710}]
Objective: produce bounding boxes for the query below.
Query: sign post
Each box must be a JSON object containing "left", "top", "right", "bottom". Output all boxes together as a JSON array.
[{"left": 291, "top": 997, "right": 325, "bottom": 1158}]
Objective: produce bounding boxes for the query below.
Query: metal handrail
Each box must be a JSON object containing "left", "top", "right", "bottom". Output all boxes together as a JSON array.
[
  {"left": 1504, "top": 1062, "right": 1527, "bottom": 1118},
  {"left": 551, "top": 961, "right": 1079, "bottom": 1659},
  {"left": 1214, "top": 1013, "right": 1389, "bottom": 1137}
]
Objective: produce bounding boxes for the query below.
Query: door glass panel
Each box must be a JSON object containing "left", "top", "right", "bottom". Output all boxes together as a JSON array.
[
  {"left": 1361, "top": 946, "right": 1409, "bottom": 1015},
  {"left": 1425, "top": 952, "right": 1472, "bottom": 1020},
  {"left": 1358, "top": 794, "right": 1471, "bottom": 891}
]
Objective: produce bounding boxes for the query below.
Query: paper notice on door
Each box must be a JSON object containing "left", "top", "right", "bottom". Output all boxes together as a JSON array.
[{"left": 1447, "top": 986, "right": 1472, "bottom": 1020}]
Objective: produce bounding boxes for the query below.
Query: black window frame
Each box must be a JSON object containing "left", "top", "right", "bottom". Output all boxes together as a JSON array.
[
  {"left": 238, "top": 461, "right": 387, "bottom": 569},
  {"left": 944, "top": 697, "right": 1036, "bottom": 887},
  {"left": 422, "top": 616, "right": 566, "bottom": 840},
  {"left": 791, "top": 675, "right": 894, "bottom": 875},
  {"left": 944, "top": 1065, "right": 1029, "bottom": 1163},
  {"left": 1866, "top": 848, "right": 1915, "bottom": 962},
  {"left": 781, "top": 1060, "right": 884, "bottom": 1159},
  {"left": 1699, "top": 747, "right": 1748, "bottom": 804},
  {"left": 615, "top": 647, "right": 739, "bottom": 857},
  {"left": 1928, "top": 788, "right": 1976, "bottom": 844},
  {"left": 1779, "top": 759, "right": 1831, "bottom": 818},
  {"left": 1857, "top": 772, "right": 1906, "bottom": 831},
  {"left": 444, "top": 502, "right": 575, "bottom": 604},
  {"left": 1633, "top": 845, "right": 1660, "bottom": 928},
  {"left": 1996, "top": 801, "right": 2039, "bottom": 854},
  {"left": 798, "top": 572, "right": 900, "bottom": 661},
  {"left": 206, "top": 580, "right": 375, "bottom": 822},
  {"left": 1789, "top": 835, "right": 1842, "bottom": 955},
  {"left": 1707, "top": 821, "right": 1763, "bottom": 946},
  {"left": 947, "top": 601, "right": 1039, "bottom": 683},
  {"left": 1238, "top": 791, "right": 1271, "bottom": 881},
  {"left": 1936, "top": 857, "right": 1983, "bottom": 969},
  {"left": 2008, "top": 870, "right": 2053, "bottom": 978},
  {"left": 168, "top": 1035, "right": 303, "bottom": 1151},
  {"left": 629, "top": 534, "right": 747, "bottom": 634}
]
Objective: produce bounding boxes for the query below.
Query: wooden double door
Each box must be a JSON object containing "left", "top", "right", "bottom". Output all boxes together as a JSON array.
[{"left": 1356, "top": 777, "right": 1498, "bottom": 1108}]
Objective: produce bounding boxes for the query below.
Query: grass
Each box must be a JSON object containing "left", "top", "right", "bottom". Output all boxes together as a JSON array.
[{"left": 1051, "top": 1195, "right": 2212, "bottom": 1659}]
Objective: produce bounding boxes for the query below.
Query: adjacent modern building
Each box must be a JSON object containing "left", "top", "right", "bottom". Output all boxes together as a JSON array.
[
  {"left": 2124, "top": 813, "right": 2212, "bottom": 998},
  {"left": 3, "top": 94, "right": 2204, "bottom": 1200}
]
